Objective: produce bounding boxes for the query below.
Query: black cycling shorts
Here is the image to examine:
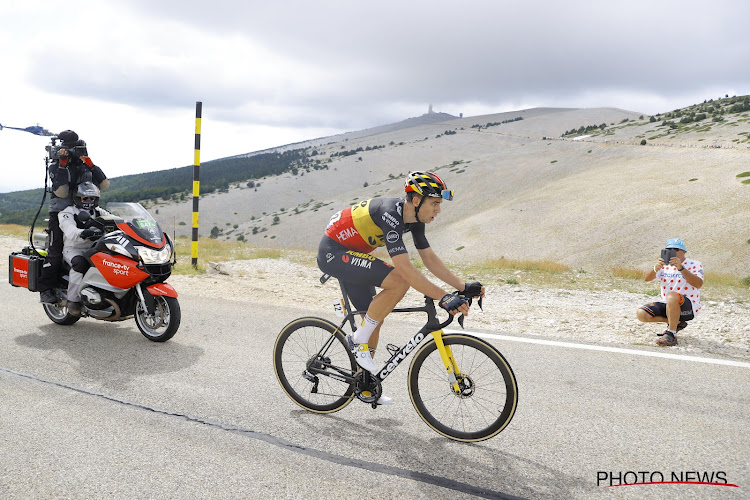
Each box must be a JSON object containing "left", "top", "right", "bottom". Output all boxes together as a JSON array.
[
  {"left": 639, "top": 295, "right": 695, "bottom": 321},
  {"left": 317, "top": 236, "right": 395, "bottom": 311}
]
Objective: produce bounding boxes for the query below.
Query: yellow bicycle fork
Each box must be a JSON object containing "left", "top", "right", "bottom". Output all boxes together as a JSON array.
[{"left": 430, "top": 329, "right": 462, "bottom": 394}]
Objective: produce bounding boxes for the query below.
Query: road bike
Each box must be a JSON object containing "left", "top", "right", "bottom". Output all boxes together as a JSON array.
[{"left": 273, "top": 275, "right": 518, "bottom": 442}]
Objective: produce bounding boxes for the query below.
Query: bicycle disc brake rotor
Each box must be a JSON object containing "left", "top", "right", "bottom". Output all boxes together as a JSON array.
[
  {"left": 455, "top": 373, "right": 476, "bottom": 398},
  {"left": 354, "top": 371, "right": 381, "bottom": 403}
]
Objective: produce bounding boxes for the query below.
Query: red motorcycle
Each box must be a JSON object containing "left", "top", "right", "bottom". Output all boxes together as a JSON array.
[{"left": 10, "top": 202, "right": 180, "bottom": 342}]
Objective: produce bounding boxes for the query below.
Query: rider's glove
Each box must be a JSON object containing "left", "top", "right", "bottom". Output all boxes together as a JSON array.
[
  {"left": 80, "top": 228, "right": 103, "bottom": 241},
  {"left": 81, "top": 156, "right": 94, "bottom": 168},
  {"left": 463, "top": 281, "right": 483, "bottom": 297},
  {"left": 439, "top": 292, "right": 468, "bottom": 313}
]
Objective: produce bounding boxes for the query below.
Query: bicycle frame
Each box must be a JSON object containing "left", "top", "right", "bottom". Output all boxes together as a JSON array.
[{"left": 309, "top": 276, "right": 465, "bottom": 393}]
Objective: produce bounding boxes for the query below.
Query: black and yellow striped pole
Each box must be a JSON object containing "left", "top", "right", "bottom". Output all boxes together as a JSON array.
[{"left": 191, "top": 101, "right": 202, "bottom": 267}]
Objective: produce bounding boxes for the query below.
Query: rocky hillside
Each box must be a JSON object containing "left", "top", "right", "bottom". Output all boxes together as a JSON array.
[{"left": 149, "top": 103, "right": 750, "bottom": 275}]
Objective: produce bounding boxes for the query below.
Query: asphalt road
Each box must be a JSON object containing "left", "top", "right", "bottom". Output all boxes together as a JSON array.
[{"left": 1, "top": 283, "right": 748, "bottom": 499}]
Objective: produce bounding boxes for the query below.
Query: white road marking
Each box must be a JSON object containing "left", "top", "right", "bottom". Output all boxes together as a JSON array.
[{"left": 444, "top": 329, "right": 750, "bottom": 369}]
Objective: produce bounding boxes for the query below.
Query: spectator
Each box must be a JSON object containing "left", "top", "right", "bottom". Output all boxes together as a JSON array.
[{"left": 636, "top": 238, "right": 704, "bottom": 346}]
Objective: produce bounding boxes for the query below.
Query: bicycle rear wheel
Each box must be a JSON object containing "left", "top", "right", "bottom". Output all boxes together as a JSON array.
[
  {"left": 274, "top": 317, "right": 356, "bottom": 413},
  {"left": 408, "top": 334, "right": 518, "bottom": 442}
]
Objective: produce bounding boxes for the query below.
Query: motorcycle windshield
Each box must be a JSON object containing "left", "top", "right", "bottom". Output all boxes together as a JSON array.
[{"left": 105, "top": 202, "right": 165, "bottom": 247}]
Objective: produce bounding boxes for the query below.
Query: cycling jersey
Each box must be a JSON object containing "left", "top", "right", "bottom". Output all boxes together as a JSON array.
[
  {"left": 655, "top": 258, "right": 703, "bottom": 313},
  {"left": 324, "top": 198, "right": 429, "bottom": 257}
]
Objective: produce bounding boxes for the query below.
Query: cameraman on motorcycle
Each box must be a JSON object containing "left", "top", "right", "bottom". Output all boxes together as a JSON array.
[
  {"left": 58, "top": 182, "right": 110, "bottom": 316},
  {"left": 38, "top": 130, "right": 109, "bottom": 305}
]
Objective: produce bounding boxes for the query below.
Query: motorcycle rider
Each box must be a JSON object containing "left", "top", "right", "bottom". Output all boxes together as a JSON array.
[
  {"left": 38, "top": 130, "right": 109, "bottom": 304},
  {"left": 58, "top": 182, "right": 109, "bottom": 316}
]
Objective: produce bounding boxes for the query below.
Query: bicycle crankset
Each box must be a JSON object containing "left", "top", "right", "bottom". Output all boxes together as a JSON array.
[{"left": 354, "top": 371, "right": 382, "bottom": 406}]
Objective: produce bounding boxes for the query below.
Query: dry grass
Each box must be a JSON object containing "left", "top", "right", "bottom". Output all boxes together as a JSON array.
[
  {"left": 0, "top": 224, "right": 31, "bottom": 240},
  {"left": 611, "top": 266, "right": 646, "bottom": 280},
  {"left": 172, "top": 236, "right": 283, "bottom": 275},
  {"left": 482, "top": 257, "right": 570, "bottom": 273},
  {"left": 4, "top": 224, "right": 747, "bottom": 301}
]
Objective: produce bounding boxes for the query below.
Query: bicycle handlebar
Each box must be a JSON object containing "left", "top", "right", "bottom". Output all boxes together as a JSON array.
[{"left": 431, "top": 291, "right": 483, "bottom": 330}]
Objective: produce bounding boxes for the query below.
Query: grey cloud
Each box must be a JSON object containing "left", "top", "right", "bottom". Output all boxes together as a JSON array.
[{"left": 26, "top": 0, "right": 750, "bottom": 129}]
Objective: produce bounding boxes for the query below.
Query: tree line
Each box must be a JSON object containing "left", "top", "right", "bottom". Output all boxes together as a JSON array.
[{"left": 0, "top": 147, "right": 319, "bottom": 225}]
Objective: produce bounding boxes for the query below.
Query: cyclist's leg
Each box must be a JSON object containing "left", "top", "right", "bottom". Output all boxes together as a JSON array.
[
  {"left": 365, "top": 269, "right": 410, "bottom": 350},
  {"left": 317, "top": 237, "right": 403, "bottom": 373},
  {"left": 317, "top": 237, "right": 403, "bottom": 345}
]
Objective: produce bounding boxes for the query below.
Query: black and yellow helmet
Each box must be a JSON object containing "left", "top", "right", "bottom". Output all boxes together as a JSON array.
[{"left": 404, "top": 170, "right": 453, "bottom": 200}]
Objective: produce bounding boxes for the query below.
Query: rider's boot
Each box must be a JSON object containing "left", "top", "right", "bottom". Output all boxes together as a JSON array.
[
  {"left": 40, "top": 289, "right": 57, "bottom": 304},
  {"left": 68, "top": 301, "right": 83, "bottom": 316}
]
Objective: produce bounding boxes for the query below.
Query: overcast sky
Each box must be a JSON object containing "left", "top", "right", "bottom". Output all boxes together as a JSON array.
[{"left": 1, "top": 0, "right": 748, "bottom": 192}]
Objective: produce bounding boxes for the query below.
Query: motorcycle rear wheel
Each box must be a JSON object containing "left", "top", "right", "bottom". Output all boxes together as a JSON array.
[
  {"left": 42, "top": 300, "right": 81, "bottom": 326},
  {"left": 135, "top": 295, "right": 180, "bottom": 342}
]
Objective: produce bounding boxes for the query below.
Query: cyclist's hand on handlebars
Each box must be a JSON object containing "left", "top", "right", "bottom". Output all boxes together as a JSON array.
[
  {"left": 463, "top": 281, "right": 485, "bottom": 298},
  {"left": 440, "top": 292, "right": 469, "bottom": 316}
]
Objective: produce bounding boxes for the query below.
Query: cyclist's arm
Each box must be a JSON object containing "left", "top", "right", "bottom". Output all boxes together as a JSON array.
[
  {"left": 391, "top": 253, "right": 448, "bottom": 300},
  {"left": 417, "top": 246, "right": 465, "bottom": 291}
]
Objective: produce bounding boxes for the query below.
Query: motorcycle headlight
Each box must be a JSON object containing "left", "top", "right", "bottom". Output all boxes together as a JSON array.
[
  {"left": 137, "top": 244, "right": 172, "bottom": 264},
  {"left": 105, "top": 243, "right": 132, "bottom": 259}
]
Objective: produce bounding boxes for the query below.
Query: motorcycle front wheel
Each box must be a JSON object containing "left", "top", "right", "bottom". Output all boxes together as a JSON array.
[{"left": 135, "top": 295, "right": 180, "bottom": 342}]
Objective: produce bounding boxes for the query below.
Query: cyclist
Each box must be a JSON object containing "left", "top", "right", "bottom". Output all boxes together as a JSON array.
[{"left": 317, "top": 170, "right": 484, "bottom": 405}]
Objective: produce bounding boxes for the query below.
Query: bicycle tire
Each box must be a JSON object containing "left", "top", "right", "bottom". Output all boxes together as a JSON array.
[
  {"left": 273, "top": 317, "right": 356, "bottom": 413},
  {"left": 408, "top": 334, "right": 518, "bottom": 442}
]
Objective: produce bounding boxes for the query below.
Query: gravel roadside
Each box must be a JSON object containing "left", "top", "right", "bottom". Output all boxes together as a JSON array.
[{"left": 4, "top": 235, "right": 748, "bottom": 360}]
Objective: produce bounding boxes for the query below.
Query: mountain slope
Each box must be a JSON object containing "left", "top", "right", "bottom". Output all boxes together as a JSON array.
[{"left": 150, "top": 104, "right": 750, "bottom": 275}]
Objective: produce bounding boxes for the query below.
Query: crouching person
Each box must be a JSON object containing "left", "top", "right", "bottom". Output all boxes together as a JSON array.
[
  {"left": 59, "top": 182, "right": 108, "bottom": 316},
  {"left": 636, "top": 238, "right": 704, "bottom": 346}
]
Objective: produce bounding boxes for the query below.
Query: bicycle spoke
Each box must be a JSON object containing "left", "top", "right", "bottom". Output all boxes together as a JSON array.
[
  {"left": 409, "top": 335, "right": 518, "bottom": 441},
  {"left": 274, "top": 318, "right": 356, "bottom": 413}
]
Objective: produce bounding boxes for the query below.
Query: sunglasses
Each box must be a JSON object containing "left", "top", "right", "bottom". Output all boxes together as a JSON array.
[{"left": 441, "top": 190, "right": 454, "bottom": 201}]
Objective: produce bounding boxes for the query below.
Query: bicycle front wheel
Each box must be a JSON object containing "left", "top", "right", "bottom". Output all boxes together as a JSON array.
[
  {"left": 408, "top": 334, "right": 518, "bottom": 442},
  {"left": 273, "top": 317, "right": 356, "bottom": 413}
]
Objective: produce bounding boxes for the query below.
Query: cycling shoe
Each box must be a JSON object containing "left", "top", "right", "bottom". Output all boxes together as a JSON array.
[{"left": 347, "top": 335, "right": 379, "bottom": 374}]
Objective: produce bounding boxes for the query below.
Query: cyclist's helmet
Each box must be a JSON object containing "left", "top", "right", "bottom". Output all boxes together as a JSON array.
[
  {"left": 74, "top": 181, "right": 100, "bottom": 210},
  {"left": 404, "top": 170, "right": 453, "bottom": 200}
]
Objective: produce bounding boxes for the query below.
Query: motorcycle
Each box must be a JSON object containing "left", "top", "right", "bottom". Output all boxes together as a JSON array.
[{"left": 10, "top": 202, "right": 181, "bottom": 342}]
